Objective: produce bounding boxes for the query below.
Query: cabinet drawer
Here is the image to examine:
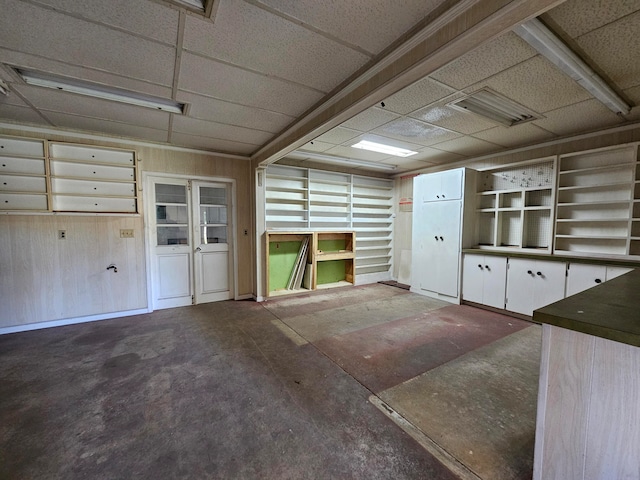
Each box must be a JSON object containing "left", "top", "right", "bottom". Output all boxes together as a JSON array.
[
  {"left": 49, "top": 144, "right": 134, "bottom": 166},
  {"left": 0, "top": 175, "right": 47, "bottom": 192},
  {"left": 51, "top": 178, "right": 135, "bottom": 196},
  {"left": 0, "top": 193, "right": 48, "bottom": 210},
  {"left": 0, "top": 137, "right": 44, "bottom": 157},
  {"left": 50, "top": 161, "right": 135, "bottom": 181},
  {"left": 52, "top": 195, "right": 137, "bottom": 213},
  {"left": 0, "top": 156, "right": 46, "bottom": 175}
]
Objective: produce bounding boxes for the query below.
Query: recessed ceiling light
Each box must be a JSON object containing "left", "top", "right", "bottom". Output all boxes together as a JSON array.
[
  {"left": 15, "top": 69, "right": 186, "bottom": 114},
  {"left": 449, "top": 88, "right": 540, "bottom": 127},
  {"left": 351, "top": 140, "right": 418, "bottom": 157}
]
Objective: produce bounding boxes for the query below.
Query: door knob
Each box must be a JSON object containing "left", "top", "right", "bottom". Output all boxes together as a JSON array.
[
  {"left": 195, "top": 246, "right": 202, "bottom": 252},
  {"left": 595, "top": 278, "right": 602, "bottom": 284}
]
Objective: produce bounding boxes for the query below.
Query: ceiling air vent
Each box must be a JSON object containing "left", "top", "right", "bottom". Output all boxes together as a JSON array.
[{"left": 448, "top": 88, "right": 540, "bottom": 127}]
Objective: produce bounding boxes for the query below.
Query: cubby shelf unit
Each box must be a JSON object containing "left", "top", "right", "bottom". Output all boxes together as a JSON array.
[
  {"left": 555, "top": 144, "right": 639, "bottom": 257},
  {"left": 265, "top": 164, "right": 393, "bottom": 284},
  {"left": 475, "top": 159, "right": 556, "bottom": 252}
]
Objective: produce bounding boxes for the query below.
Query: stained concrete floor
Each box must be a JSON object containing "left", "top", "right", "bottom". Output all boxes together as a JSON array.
[{"left": 0, "top": 284, "right": 541, "bottom": 480}]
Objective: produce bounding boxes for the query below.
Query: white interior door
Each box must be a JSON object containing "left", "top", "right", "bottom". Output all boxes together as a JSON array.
[
  {"left": 192, "top": 181, "right": 232, "bottom": 303},
  {"left": 150, "top": 180, "right": 193, "bottom": 309},
  {"left": 148, "top": 177, "right": 233, "bottom": 310}
]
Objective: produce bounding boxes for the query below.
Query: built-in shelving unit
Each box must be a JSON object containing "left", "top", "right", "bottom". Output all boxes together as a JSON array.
[
  {"left": 0, "top": 136, "right": 48, "bottom": 211},
  {"left": 555, "top": 145, "right": 637, "bottom": 257},
  {"left": 265, "top": 230, "right": 355, "bottom": 297},
  {"left": 0, "top": 135, "right": 139, "bottom": 214},
  {"left": 265, "top": 165, "right": 392, "bottom": 283},
  {"left": 475, "top": 159, "right": 555, "bottom": 252}
]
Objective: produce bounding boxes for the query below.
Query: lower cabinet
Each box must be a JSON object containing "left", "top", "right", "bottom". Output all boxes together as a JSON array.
[
  {"left": 462, "top": 254, "right": 507, "bottom": 309},
  {"left": 505, "top": 258, "right": 567, "bottom": 316},
  {"left": 566, "top": 263, "right": 633, "bottom": 296}
]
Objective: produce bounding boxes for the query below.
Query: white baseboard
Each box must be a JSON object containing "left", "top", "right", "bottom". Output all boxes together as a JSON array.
[
  {"left": 0, "top": 308, "right": 151, "bottom": 335},
  {"left": 356, "top": 271, "right": 393, "bottom": 285}
]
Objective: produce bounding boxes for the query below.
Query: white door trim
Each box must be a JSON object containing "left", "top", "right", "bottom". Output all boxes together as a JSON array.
[{"left": 143, "top": 172, "right": 238, "bottom": 312}]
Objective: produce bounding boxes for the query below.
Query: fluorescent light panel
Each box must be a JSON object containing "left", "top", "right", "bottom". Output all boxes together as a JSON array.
[
  {"left": 16, "top": 69, "right": 186, "bottom": 114},
  {"left": 351, "top": 140, "right": 418, "bottom": 157},
  {"left": 450, "top": 88, "right": 539, "bottom": 127},
  {"left": 514, "top": 18, "right": 630, "bottom": 115},
  {"left": 292, "top": 151, "right": 397, "bottom": 171}
]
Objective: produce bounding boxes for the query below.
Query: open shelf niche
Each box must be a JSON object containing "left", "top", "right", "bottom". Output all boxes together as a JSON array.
[
  {"left": 265, "top": 230, "right": 355, "bottom": 297},
  {"left": 474, "top": 158, "right": 555, "bottom": 252}
]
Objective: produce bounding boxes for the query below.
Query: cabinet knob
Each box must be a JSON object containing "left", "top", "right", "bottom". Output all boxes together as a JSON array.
[
  {"left": 442, "top": 194, "right": 445, "bottom": 198},
  {"left": 436, "top": 195, "right": 440, "bottom": 199},
  {"left": 527, "top": 270, "right": 533, "bottom": 275},
  {"left": 485, "top": 265, "right": 490, "bottom": 271},
  {"left": 536, "top": 272, "right": 542, "bottom": 276},
  {"left": 595, "top": 278, "right": 602, "bottom": 284},
  {"left": 439, "top": 236, "right": 444, "bottom": 241},
  {"left": 435, "top": 236, "right": 438, "bottom": 241},
  {"left": 478, "top": 264, "right": 483, "bottom": 269}
]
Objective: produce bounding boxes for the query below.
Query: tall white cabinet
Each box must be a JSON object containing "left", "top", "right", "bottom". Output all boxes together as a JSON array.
[{"left": 411, "top": 168, "right": 476, "bottom": 302}]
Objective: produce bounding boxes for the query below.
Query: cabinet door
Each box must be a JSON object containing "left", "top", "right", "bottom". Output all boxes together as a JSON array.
[
  {"left": 506, "top": 258, "right": 535, "bottom": 315},
  {"left": 436, "top": 200, "right": 461, "bottom": 297},
  {"left": 416, "top": 201, "right": 445, "bottom": 293},
  {"left": 417, "top": 172, "right": 442, "bottom": 202},
  {"left": 532, "top": 260, "right": 566, "bottom": 311},
  {"left": 566, "top": 263, "right": 606, "bottom": 297},
  {"left": 606, "top": 266, "right": 633, "bottom": 281},
  {"left": 439, "top": 168, "right": 463, "bottom": 201},
  {"left": 482, "top": 255, "right": 507, "bottom": 309},
  {"left": 462, "top": 254, "right": 485, "bottom": 304}
]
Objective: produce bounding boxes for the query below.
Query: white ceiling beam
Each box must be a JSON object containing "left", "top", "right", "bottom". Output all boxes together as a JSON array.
[{"left": 251, "top": 0, "right": 567, "bottom": 169}]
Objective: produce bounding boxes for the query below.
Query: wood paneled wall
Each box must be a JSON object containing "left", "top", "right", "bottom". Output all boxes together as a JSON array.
[{"left": 0, "top": 127, "right": 252, "bottom": 329}]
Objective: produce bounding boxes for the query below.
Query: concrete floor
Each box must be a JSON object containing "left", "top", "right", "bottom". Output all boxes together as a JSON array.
[{"left": 0, "top": 284, "right": 540, "bottom": 479}]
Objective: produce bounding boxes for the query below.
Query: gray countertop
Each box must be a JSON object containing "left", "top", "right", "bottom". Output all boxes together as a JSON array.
[{"left": 533, "top": 269, "right": 640, "bottom": 347}]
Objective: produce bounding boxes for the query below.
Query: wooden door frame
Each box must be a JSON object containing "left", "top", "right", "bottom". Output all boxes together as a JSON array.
[{"left": 143, "top": 172, "right": 238, "bottom": 312}]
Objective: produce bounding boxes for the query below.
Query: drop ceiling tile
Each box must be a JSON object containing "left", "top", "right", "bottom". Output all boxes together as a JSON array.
[
  {"left": 298, "top": 140, "right": 335, "bottom": 152},
  {"left": 575, "top": 11, "right": 640, "bottom": 90},
  {"left": 0, "top": 1, "right": 176, "bottom": 86},
  {"left": 382, "top": 77, "right": 457, "bottom": 115},
  {"left": 179, "top": 53, "right": 324, "bottom": 117},
  {"left": 14, "top": 85, "right": 171, "bottom": 130},
  {"left": 176, "top": 91, "right": 294, "bottom": 134},
  {"left": 472, "top": 123, "right": 556, "bottom": 148},
  {"left": 172, "top": 116, "right": 272, "bottom": 146},
  {"left": 27, "top": 0, "right": 180, "bottom": 44},
  {"left": 532, "top": 99, "right": 625, "bottom": 136},
  {"left": 371, "top": 117, "right": 462, "bottom": 146},
  {"left": 472, "top": 56, "right": 591, "bottom": 113},
  {"left": 43, "top": 112, "right": 170, "bottom": 143},
  {"left": 431, "top": 32, "right": 538, "bottom": 90},
  {"left": 410, "top": 99, "right": 496, "bottom": 134},
  {"left": 341, "top": 107, "right": 401, "bottom": 132},
  {"left": 0, "top": 104, "right": 50, "bottom": 126},
  {"left": 545, "top": 0, "right": 640, "bottom": 38},
  {"left": 314, "top": 126, "right": 362, "bottom": 145},
  {"left": 183, "top": 1, "right": 370, "bottom": 92},
  {"left": 409, "top": 147, "right": 466, "bottom": 164},
  {"left": 255, "top": 0, "right": 447, "bottom": 54},
  {"left": 431, "top": 136, "right": 501, "bottom": 157},
  {"left": 171, "top": 132, "right": 257, "bottom": 155},
  {"left": 0, "top": 49, "right": 173, "bottom": 99}
]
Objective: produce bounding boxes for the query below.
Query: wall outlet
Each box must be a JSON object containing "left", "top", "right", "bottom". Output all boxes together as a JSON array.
[
  {"left": 58, "top": 230, "right": 66, "bottom": 239},
  {"left": 120, "top": 229, "right": 134, "bottom": 238}
]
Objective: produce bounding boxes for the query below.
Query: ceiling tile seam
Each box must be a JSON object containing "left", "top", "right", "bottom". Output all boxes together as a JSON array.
[
  {"left": 21, "top": 0, "right": 181, "bottom": 49},
  {"left": 251, "top": 0, "right": 565, "bottom": 166},
  {"left": 241, "top": 0, "right": 375, "bottom": 57},
  {"left": 33, "top": 109, "right": 171, "bottom": 133},
  {"left": 176, "top": 114, "right": 283, "bottom": 136},
  {"left": 171, "top": 129, "right": 264, "bottom": 148},
  {"left": 0, "top": 121, "right": 251, "bottom": 159},
  {"left": 1, "top": 79, "right": 56, "bottom": 127},
  {"left": 395, "top": 121, "right": 640, "bottom": 177},
  {"left": 177, "top": 89, "right": 297, "bottom": 122},
  {"left": 168, "top": 10, "right": 188, "bottom": 144},
  {"left": 180, "top": 49, "right": 327, "bottom": 95},
  {"left": 0, "top": 48, "right": 175, "bottom": 91}
]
